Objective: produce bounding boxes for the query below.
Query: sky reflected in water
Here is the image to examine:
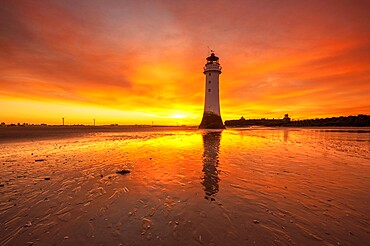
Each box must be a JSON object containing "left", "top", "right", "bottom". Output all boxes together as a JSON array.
[{"left": 0, "top": 127, "right": 369, "bottom": 245}]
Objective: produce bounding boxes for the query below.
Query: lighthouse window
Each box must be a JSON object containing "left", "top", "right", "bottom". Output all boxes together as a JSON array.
[
  {"left": 208, "top": 89, "right": 211, "bottom": 92},
  {"left": 209, "top": 73, "right": 211, "bottom": 76},
  {"left": 208, "top": 81, "right": 211, "bottom": 84}
]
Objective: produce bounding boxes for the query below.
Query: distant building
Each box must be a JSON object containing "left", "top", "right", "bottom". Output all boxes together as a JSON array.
[
  {"left": 225, "top": 114, "right": 292, "bottom": 127},
  {"left": 1, "top": 122, "right": 5, "bottom": 127}
]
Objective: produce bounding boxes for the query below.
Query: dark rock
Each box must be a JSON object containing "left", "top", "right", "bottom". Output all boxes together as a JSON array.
[
  {"left": 35, "top": 159, "right": 46, "bottom": 162},
  {"left": 0, "top": 184, "right": 4, "bottom": 187},
  {"left": 116, "top": 169, "right": 131, "bottom": 175},
  {"left": 253, "top": 220, "right": 259, "bottom": 224},
  {"left": 44, "top": 177, "right": 50, "bottom": 180}
]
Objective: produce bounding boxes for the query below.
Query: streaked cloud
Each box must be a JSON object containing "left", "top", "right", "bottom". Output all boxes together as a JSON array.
[{"left": 0, "top": 0, "right": 369, "bottom": 124}]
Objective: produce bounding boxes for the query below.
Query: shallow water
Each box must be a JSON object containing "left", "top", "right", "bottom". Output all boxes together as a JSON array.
[{"left": 0, "top": 127, "right": 369, "bottom": 245}]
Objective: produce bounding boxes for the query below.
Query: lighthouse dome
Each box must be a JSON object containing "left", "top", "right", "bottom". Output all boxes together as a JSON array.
[{"left": 206, "top": 53, "right": 219, "bottom": 62}]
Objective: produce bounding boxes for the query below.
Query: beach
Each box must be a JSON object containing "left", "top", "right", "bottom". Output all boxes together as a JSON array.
[{"left": 0, "top": 127, "right": 369, "bottom": 245}]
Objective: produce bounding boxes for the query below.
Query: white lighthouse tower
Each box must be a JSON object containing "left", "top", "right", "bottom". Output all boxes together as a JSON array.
[{"left": 199, "top": 52, "right": 225, "bottom": 129}]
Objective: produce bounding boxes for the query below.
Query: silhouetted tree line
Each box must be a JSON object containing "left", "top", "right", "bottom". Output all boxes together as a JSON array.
[{"left": 225, "top": 114, "right": 370, "bottom": 127}]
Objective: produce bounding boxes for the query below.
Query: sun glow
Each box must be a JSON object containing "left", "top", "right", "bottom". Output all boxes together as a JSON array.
[{"left": 170, "top": 114, "right": 185, "bottom": 119}]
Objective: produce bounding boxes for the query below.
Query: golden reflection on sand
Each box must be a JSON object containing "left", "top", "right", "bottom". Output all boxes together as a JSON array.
[{"left": 0, "top": 127, "right": 369, "bottom": 245}]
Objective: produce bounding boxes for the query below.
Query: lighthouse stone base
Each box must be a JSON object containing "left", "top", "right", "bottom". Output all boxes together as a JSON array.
[{"left": 199, "top": 111, "right": 225, "bottom": 129}]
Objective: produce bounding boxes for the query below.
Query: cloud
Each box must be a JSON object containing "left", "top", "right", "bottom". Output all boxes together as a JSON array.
[{"left": 0, "top": 0, "right": 369, "bottom": 123}]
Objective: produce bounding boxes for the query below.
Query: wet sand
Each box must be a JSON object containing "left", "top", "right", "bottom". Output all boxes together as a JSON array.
[
  {"left": 0, "top": 126, "right": 189, "bottom": 143},
  {"left": 0, "top": 127, "right": 369, "bottom": 245}
]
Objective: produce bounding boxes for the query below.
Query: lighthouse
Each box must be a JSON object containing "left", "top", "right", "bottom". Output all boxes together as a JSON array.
[{"left": 199, "top": 52, "right": 225, "bottom": 129}]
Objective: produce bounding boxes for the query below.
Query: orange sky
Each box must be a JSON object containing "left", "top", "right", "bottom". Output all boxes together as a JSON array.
[{"left": 1, "top": 0, "right": 369, "bottom": 125}]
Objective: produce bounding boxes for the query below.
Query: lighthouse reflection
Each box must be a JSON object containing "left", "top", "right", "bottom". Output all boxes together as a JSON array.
[{"left": 201, "top": 131, "right": 222, "bottom": 201}]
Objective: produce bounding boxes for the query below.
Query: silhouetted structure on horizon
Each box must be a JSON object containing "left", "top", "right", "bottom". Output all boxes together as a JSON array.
[
  {"left": 225, "top": 114, "right": 291, "bottom": 127},
  {"left": 225, "top": 114, "right": 370, "bottom": 127}
]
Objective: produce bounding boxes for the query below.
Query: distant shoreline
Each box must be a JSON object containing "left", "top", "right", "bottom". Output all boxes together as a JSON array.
[
  {"left": 1, "top": 125, "right": 369, "bottom": 144},
  {"left": 225, "top": 126, "right": 370, "bottom": 133},
  {"left": 225, "top": 114, "right": 370, "bottom": 127},
  {"left": 0, "top": 125, "right": 196, "bottom": 143}
]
